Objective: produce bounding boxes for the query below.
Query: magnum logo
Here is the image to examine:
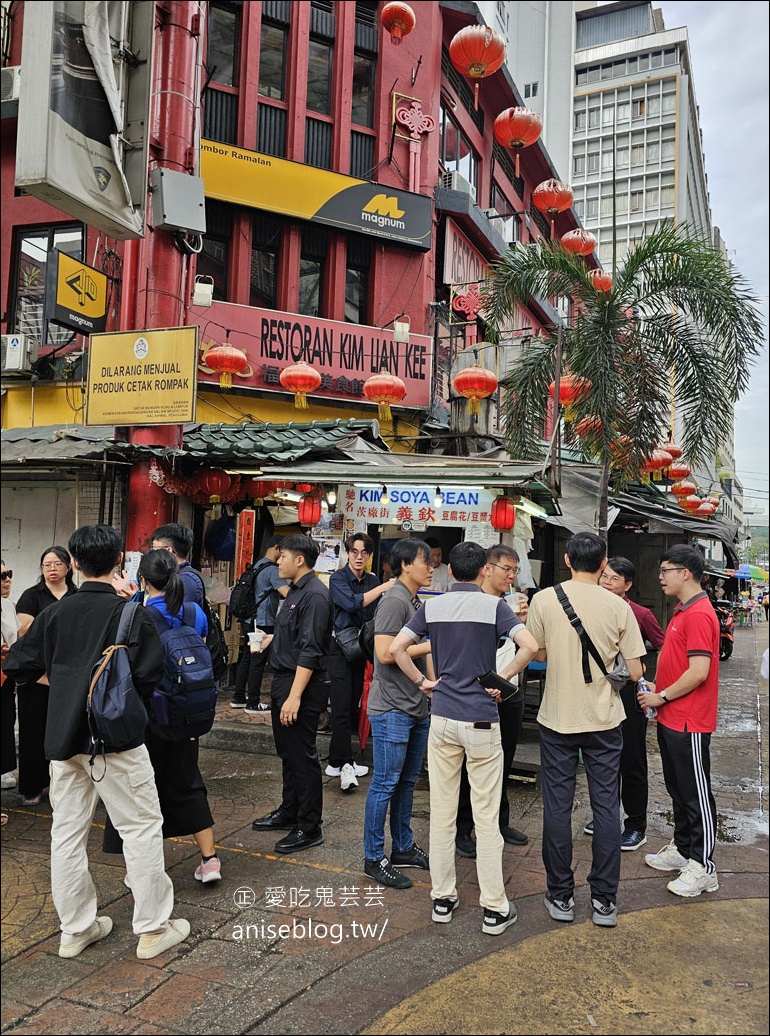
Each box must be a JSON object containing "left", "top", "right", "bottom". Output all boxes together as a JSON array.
[{"left": 362, "top": 194, "right": 406, "bottom": 226}]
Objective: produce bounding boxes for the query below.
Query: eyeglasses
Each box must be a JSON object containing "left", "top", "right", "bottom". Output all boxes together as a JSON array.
[
  {"left": 43, "top": 561, "right": 67, "bottom": 569},
  {"left": 658, "top": 566, "right": 686, "bottom": 576},
  {"left": 489, "top": 564, "right": 519, "bottom": 576},
  {"left": 349, "top": 549, "right": 370, "bottom": 557},
  {"left": 0, "top": 571, "right": 11, "bottom": 580},
  {"left": 601, "top": 572, "right": 626, "bottom": 583}
]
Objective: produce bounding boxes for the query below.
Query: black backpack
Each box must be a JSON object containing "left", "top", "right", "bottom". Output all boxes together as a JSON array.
[
  {"left": 146, "top": 603, "right": 218, "bottom": 741},
  {"left": 87, "top": 603, "right": 148, "bottom": 775},
  {"left": 229, "top": 558, "right": 277, "bottom": 622}
]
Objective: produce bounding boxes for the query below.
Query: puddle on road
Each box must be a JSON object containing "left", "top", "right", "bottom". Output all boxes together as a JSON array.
[{"left": 654, "top": 807, "right": 769, "bottom": 844}]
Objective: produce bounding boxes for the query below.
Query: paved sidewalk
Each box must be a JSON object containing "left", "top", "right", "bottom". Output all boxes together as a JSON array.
[{"left": 1, "top": 625, "right": 767, "bottom": 1035}]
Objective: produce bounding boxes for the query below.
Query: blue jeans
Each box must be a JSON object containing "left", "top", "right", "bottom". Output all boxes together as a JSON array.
[{"left": 363, "top": 710, "right": 430, "bottom": 861}]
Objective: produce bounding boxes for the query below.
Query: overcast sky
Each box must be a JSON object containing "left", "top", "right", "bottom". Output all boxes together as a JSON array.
[{"left": 658, "top": 1, "right": 769, "bottom": 511}]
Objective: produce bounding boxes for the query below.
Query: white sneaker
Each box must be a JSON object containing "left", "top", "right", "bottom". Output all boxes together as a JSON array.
[
  {"left": 644, "top": 841, "right": 688, "bottom": 872},
  {"left": 136, "top": 918, "right": 191, "bottom": 959},
  {"left": 1, "top": 772, "right": 17, "bottom": 789},
  {"left": 351, "top": 762, "right": 369, "bottom": 777},
  {"left": 667, "top": 860, "right": 719, "bottom": 897},
  {"left": 59, "top": 916, "right": 113, "bottom": 958},
  {"left": 340, "top": 763, "right": 358, "bottom": 793},
  {"left": 325, "top": 764, "right": 341, "bottom": 777}
]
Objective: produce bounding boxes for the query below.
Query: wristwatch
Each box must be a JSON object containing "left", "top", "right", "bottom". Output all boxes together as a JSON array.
[{"left": 659, "top": 689, "right": 670, "bottom": 703}]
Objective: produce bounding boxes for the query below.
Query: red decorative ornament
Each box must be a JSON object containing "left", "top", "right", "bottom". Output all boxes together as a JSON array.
[
  {"left": 279, "top": 361, "right": 321, "bottom": 409},
  {"left": 363, "top": 372, "right": 407, "bottom": 423},
  {"left": 575, "top": 416, "right": 602, "bottom": 439},
  {"left": 532, "top": 179, "right": 574, "bottom": 239},
  {"left": 671, "top": 480, "right": 697, "bottom": 497},
  {"left": 297, "top": 494, "right": 322, "bottom": 528},
  {"left": 695, "top": 502, "right": 717, "bottom": 517},
  {"left": 241, "top": 478, "right": 275, "bottom": 500},
  {"left": 609, "top": 435, "right": 633, "bottom": 468},
  {"left": 642, "top": 449, "right": 674, "bottom": 473},
  {"left": 560, "top": 229, "right": 596, "bottom": 257},
  {"left": 380, "top": 1, "right": 415, "bottom": 44},
  {"left": 548, "top": 374, "right": 591, "bottom": 410},
  {"left": 490, "top": 496, "right": 516, "bottom": 531},
  {"left": 493, "top": 107, "right": 542, "bottom": 177},
  {"left": 197, "top": 469, "right": 232, "bottom": 504},
  {"left": 452, "top": 364, "right": 498, "bottom": 416},
  {"left": 295, "top": 483, "right": 315, "bottom": 495},
  {"left": 660, "top": 441, "right": 683, "bottom": 461},
  {"left": 448, "top": 25, "right": 506, "bottom": 109},
  {"left": 203, "top": 343, "right": 249, "bottom": 389},
  {"left": 667, "top": 461, "right": 692, "bottom": 481},
  {"left": 681, "top": 494, "right": 702, "bottom": 513},
  {"left": 588, "top": 269, "right": 613, "bottom": 292}
]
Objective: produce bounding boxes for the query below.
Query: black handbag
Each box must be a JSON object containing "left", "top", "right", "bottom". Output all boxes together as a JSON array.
[
  {"left": 335, "top": 625, "right": 365, "bottom": 663},
  {"left": 554, "top": 585, "right": 630, "bottom": 691}
]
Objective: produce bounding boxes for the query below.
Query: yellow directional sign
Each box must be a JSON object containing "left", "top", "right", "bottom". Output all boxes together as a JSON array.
[{"left": 47, "top": 252, "right": 108, "bottom": 334}]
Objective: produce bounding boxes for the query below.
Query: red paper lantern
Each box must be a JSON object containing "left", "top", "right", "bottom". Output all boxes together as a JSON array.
[
  {"left": 203, "top": 343, "right": 249, "bottom": 388},
  {"left": 671, "top": 480, "right": 697, "bottom": 497},
  {"left": 609, "top": 435, "right": 633, "bottom": 468},
  {"left": 660, "top": 441, "right": 683, "bottom": 461},
  {"left": 448, "top": 25, "right": 506, "bottom": 109},
  {"left": 241, "top": 478, "right": 275, "bottom": 500},
  {"left": 363, "top": 372, "right": 407, "bottom": 422},
  {"left": 297, "top": 493, "right": 322, "bottom": 528},
  {"left": 681, "top": 494, "right": 702, "bottom": 513},
  {"left": 695, "top": 502, "right": 717, "bottom": 517},
  {"left": 493, "top": 107, "right": 542, "bottom": 177},
  {"left": 560, "top": 229, "right": 596, "bottom": 257},
  {"left": 279, "top": 361, "right": 321, "bottom": 409},
  {"left": 452, "top": 364, "right": 498, "bottom": 416},
  {"left": 548, "top": 374, "right": 591, "bottom": 408},
  {"left": 380, "top": 1, "right": 415, "bottom": 44},
  {"left": 532, "top": 179, "right": 574, "bottom": 239},
  {"left": 588, "top": 269, "right": 613, "bottom": 292},
  {"left": 490, "top": 496, "right": 516, "bottom": 531},
  {"left": 197, "top": 469, "right": 231, "bottom": 503},
  {"left": 667, "top": 461, "right": 692, "bottom": 481},
  {"left": 642, "top": 449, "right": 674, "bottom": 473},
  {"left": 295, "top": 483, "right": 315, "bottom": 495},
  {"left": 575, "top": 416, "right": 602, "bottom": 439}
]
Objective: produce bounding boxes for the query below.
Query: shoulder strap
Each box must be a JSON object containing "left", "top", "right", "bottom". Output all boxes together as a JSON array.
[
  {"left": 146, "top": 603, "right": 174, "bottom": 634},
  {"left": 116, "top": 601, "right": 140, "bottom": 645},
  {"left": 554, "top": 584, "right": 609, "bottom": 684},
  {"left": 181, "top": 602, "right": 198, "bottom": 629}
]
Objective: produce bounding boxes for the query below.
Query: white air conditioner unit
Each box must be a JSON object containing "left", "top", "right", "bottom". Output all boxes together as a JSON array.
[
  {"left": 441, "top": 170, "right": 477, "bottom": 202},
  {"left": 1, "top": 333, "right": 38, "bottom": 374},
  {"left": 1, "top": 65, "right": 21, "bottom": 103}
]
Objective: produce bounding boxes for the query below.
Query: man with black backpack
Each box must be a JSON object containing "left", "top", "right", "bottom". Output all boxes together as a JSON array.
[
  {"left": 3, "top": 525, "right": 190, "bottom": 960},
  {"left": 229, "top": 536, "right": 288, "bottom": 713},
  {"left": 150, "top": 523, "right": 228, "bottom": 683}
]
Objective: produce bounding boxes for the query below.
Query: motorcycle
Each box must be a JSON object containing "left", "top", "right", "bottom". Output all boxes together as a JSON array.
[{"left": 714, "top": 600, "right": 735, "bottom": 661}]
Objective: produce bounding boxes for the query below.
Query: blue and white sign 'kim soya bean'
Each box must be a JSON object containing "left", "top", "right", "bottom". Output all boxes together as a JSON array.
[{"left": 340, "top": 484, "right": 498, "bottom": 536}]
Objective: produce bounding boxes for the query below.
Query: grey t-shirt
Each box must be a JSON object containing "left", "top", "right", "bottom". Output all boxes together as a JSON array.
[{"left": 368, "top": 578, "right": 429, "bottom": 720}]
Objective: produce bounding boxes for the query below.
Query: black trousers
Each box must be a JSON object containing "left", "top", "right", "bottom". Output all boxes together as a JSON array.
[
  {"left": 270, "top": 669, "right": 325, "bottom": 831},
  {"left": 657, "top": 723, "right": 717, "bottom": 873},
  {"left": 456, "top": 695, "right": 524, "bottom": 837},
  {"left": 17, "top": 681, "right": 49, "bottom": 797},
  {"left": 1, "top": 676, "right": 17, "bottom": 774},
  {"left": 233, "top": 625, "right": 274, "bottom": 704},
  {"left": 619, "top": 681, "right": 648, "bottom": 833},
  {"left": 324, "top": 638, "right": 365, "bottom": 767}
]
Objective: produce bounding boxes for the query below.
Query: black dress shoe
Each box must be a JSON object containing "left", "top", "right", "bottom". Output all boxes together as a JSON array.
[
  {"left": 501, "top": 825, "right": 529, "bottom": 846},
  {"left": 251, "top": 808, "right": 296, "bottom": 831},
  {"left": 455, "top": 833, "right": 477, "bottom": 859},
  {"left": 274, "top": 827, "right": 324, "bottom": 854}
]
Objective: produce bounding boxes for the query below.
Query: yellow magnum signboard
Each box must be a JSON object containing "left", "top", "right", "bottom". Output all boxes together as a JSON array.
[
  {"left": 46, "top": 252, "right": 109, "bottom": 335},
  {"left": 201, "top": 140, "right": 432, "bottom": 250},
  {"left": 86, "top": 326, "right": 198, "bottom": 426}
]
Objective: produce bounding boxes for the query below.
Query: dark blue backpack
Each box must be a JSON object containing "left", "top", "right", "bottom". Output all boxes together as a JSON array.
[
  {"left": 87, "top": 603, "right": 148, "bottom": 776},
  {"left": 147, "top": 603, "right": 218, "bottom": 742}
]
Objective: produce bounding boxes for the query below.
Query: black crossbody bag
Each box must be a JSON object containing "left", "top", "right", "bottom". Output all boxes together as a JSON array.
[{"left": 554, "top": 584, "right": 630, "bottom": 691}]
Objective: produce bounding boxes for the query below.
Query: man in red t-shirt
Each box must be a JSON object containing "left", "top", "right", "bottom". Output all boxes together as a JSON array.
[{"left": 637, "top": 545, "right": 720, "bottom": 897}]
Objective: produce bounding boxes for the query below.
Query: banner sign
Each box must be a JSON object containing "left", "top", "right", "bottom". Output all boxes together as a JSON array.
[
  {"left": 339, "top": 483, "right": 496, "bottom": 537},
  {"left": 234, "top": 509, "right": 256, "bottom": 577},
  {"left": 201, "top": 140, "right": 432, "bottom": 251},
  {"left": 195, "top": 301, "right": 432, "bottom": 408},
  {"left": 443, "top": 220, "right": 488, "bottom": 287},
  {"left": 86, "top": 325, "right": 198, "bottom": 425},
  {"left": 45, "top": 251, "right": 108, "bottom": 335}
]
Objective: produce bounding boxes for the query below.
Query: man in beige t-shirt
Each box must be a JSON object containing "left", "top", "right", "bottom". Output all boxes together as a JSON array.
[{"left": 526, "top": 532, "right": 645, "bottom": 929}]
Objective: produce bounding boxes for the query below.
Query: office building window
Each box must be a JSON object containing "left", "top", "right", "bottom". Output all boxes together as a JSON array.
[
  {"left": 352, "top": 53, "right": 375, "bottom": 127},
  {"left": 345, "top": 236, "right": 370, "bottom": 324},
  {"left": 307, "top": 40, "right": 333, "bottom": 114},
  {"left": 199, "top": 202, "right": 233, "bottom": 301},
  {"left": 250, "top": 213, "right": 282, "bottom": 309},
  {"left": 439, "top": 104, "right": 478, "bottom": 191},
  {"left": 11, "top": 225, "right": 83, "bottom": 346},
  {"left": 207, "top": 2, "right": 241, "bottom": 87},
  {"left": 299, "top": 226, "right": 328, "bottom": 317},
  {"left": 524, "top": 82, "right": 538, "bottom": 99},
  {"left": 259, "top": 21, "right": 288, "bottom": 100}
]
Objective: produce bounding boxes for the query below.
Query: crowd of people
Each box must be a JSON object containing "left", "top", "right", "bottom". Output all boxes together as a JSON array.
[{"left": 0, "top": 521, "right": 726, "bottom": 956}]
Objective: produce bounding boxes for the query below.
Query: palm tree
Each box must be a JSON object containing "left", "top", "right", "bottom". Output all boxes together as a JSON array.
[{"left": 482, "top": 222, "right": 762, "bottom": 536}]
